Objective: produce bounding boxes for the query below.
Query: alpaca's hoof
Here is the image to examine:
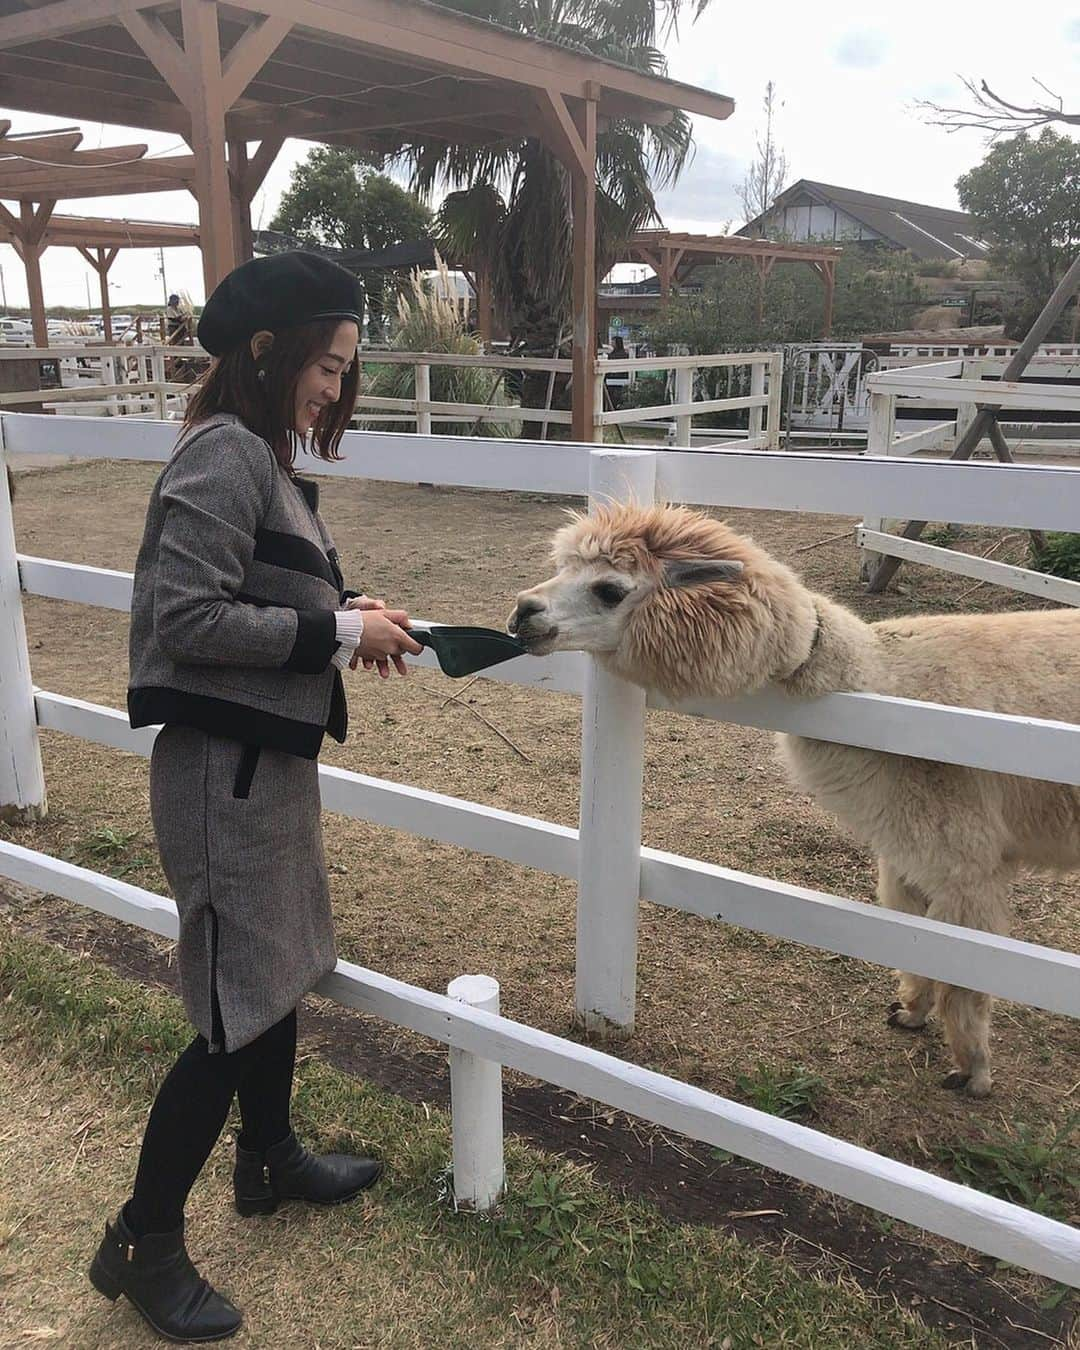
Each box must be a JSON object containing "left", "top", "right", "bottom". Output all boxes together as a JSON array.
[
  {"left": 941, "top": 1071, "right": 970, "bottom": 1091},
  {"left": 964, "top": 1074, "right": 992, "bottom": 1099},
  {"left": 886, "top": 1001, "right": 926, "bottom": 1031}
]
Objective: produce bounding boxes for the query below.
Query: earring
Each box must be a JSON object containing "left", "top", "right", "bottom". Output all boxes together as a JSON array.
[{"left": 256, "top": 367, "right": 266, "bottom": 383}]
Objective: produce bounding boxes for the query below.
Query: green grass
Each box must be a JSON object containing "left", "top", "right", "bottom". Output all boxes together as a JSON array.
[
  {"left": 1030, "top": 531, "right": 1080, "bottom": 582},
  {"left": 735, "top": 1064, "right": 827, "bottom": 1120},
  {"left": 0, "top": 930, "right": 950, "bottom": 1349},
  {"left": 934, "top": 1115, "right": 1079, "bottom": 1222}
]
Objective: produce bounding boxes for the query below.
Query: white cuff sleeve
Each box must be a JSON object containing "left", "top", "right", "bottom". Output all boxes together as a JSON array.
[{"left": 331, "top": 609, "right": 365, "bottom": 670}]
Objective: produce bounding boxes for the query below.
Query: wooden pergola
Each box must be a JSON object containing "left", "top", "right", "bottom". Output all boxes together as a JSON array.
[
  {"left": 0, "top": 210, "right": 199, "bottom": 341},
  {"left": 0, "top": 124, "right": 197, "bottom": 342},
  {"left": 0, "top": 0, "right": 735, "bottom": 439},
  {"left": 618, "top": 229, "right": 844, "bottom": 337}
]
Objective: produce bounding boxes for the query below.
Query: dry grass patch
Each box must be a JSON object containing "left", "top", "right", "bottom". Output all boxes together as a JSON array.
[{"left": 0, "top": 930, "right": 951, "bottom": 1349}]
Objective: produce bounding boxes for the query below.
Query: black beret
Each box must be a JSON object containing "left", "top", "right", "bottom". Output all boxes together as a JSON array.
[{"left": 197, "top": 252, "right": 364, "bottom": 356}]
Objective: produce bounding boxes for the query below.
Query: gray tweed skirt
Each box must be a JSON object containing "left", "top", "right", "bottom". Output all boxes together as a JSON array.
[{"left": 150, "top": 726, "right": 337, "bottom": 1052}]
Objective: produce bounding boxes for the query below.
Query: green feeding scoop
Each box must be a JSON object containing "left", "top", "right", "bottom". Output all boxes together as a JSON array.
[{"left": 410, "top": 625, "right": 528, "bottom": 678}]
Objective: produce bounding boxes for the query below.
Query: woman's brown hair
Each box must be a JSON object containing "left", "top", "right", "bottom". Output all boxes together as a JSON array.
[{"left": 183, "top": 318, "right": 359, "bottom": 468}]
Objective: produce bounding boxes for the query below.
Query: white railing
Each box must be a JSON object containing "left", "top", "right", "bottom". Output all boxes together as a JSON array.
[
  {"left": 787, "top": 343, "right": 1080, "bottom": 448},
  {"left": 0, "top": 344, "right": 782, "bottom": 445},
  {"left": 2, "top": 414, "right": 1079, "bottom": 1287},
  {"left": 861, "top": 359, "right": 1080, "bottom": 602}
]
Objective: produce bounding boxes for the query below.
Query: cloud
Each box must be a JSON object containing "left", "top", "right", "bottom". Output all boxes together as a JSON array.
[
  {"left": 652, "top": 141, "right": 744, "bottom": 232},
  {"left": 833, "top": 30, "right": 888, "bottom": 69}
]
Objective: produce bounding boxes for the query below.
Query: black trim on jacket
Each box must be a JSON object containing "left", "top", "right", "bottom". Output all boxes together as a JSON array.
[
  {"left": 128, "top": 686, "right": 344, "bottom": 759},
  {"left": 253, "top": 527, "right": 338, "bottom": 586},
  {"left": 283, "top": 608, "right": 338, "bottom": 674}
]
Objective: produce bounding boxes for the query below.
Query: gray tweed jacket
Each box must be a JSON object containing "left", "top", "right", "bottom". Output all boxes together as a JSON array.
[{"left": 128, "top": 414, "right": 352, "bottom": 759}]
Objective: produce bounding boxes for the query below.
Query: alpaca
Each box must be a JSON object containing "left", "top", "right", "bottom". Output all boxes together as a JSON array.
[{"left": 507, "top": 503, "right": 1080, "bottom": 1098}]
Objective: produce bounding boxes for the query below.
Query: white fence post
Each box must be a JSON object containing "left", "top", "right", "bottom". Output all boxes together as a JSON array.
[
  {"left": 748, "top": 358, "right": 765, "bottom": 446},
  {"left": 766, "top": 350, "right": 783, "bottom": 449},
  {"left": 0, "top": 422, "right": 47, "bottom": 822},
  {"left": 859, "top": 389, "right": 896, "bottom": 580},
  {"left": 415, "top": 363, "right": 432, "bottom": 435},
  {"left": 575, "top": 448, "right": 657, "bottom": 1037},
  {"left": 674, "top": 365, "right": 693, "bottom": 447},
  {"left": 447, "top": 974, "right": 504, "bottom": 1211}
]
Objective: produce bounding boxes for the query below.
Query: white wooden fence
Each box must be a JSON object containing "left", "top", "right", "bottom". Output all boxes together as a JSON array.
[
  {"left": 0, "top": 345, "right": 782, "bottom": 447},
  {"left": 1, "top": 413, "right": 1079, "bottom": 1287},
  {"left": 860, "top": 358, "right": 1080, "bottom": 603}
]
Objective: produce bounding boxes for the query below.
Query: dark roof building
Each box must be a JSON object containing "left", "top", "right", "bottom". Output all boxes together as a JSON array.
[{"left": 738, "top": 180, "right": 989, "bottom": 261}]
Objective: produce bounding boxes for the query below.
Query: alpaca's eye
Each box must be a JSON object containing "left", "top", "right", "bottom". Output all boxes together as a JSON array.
[{"left": 592, "top": 580, "right": 629, "bottom": 607}]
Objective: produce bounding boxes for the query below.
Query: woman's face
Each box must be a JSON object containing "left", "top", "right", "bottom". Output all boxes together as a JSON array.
[{"left": 293, "top": 320, "right": 359, "bottom": 435}]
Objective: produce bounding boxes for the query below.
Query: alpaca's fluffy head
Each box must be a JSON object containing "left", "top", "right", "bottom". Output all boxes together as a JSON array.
[{"left": 508, "top": 503, "right": 814, "bottom": 699}]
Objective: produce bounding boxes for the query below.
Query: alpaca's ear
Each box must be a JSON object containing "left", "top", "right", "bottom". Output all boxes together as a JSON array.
[{"left": 662, "top": 559, "right": 744, "bottom": 589}]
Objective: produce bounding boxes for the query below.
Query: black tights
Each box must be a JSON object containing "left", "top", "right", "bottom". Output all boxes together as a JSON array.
[{"left": 126, "top": 1009, "right": 297, "bottom": 1236}]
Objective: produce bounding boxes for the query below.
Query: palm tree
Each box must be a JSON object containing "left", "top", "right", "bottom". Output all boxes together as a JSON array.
[{"left": 392, "top": 1, "right": 714, "bottom": 364}]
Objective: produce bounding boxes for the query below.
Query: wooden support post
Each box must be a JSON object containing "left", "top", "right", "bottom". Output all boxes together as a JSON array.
[
  {"left": 227, "top": 137, "right": 253, "bottom": 265},
  {"left": 18, "top": 200, "right": 55, "bottom": 348},
  {"left": 866, "top": 251, "right": 1080, "bottom": 593},
  {"left": 182, "top": 0, "right": 236, "bottom": 293},
  {"left": 77, "top": 245, "right": 119, "bottom": 342},
  {"left": 570, "top": 96, "right": 598, "bottom": 442},
  {"left": 820, "top": 261, "right": 836, "bottom": 339},
  {"left": 0, "top": 422, "right": 47, "bottom": 823},
  {"left": 575, "top": 448, "right": 656, "bottom": 1038},
  {"left": 447, "top": 974, "right": 504, "bottom": 1211},
  {"left": 476, "top": 269, "right": 493, "bottom": 348}
]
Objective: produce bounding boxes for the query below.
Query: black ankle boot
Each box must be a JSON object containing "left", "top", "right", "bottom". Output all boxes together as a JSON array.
[
  {"left": 88, "top": 1209, "right": 242, "bottom": 1343},
  {"left": 234, "top": 1130, "right": 382, "bottom": 1216}
]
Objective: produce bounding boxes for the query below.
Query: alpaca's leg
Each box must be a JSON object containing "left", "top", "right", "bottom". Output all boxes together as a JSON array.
[
  {"left": 935, "top": 984, "right": 995, "bottom": 1098},
  {"left": 877, "top": 860, "right": 933, "bottom": 1030},
  {"left": 925, "top": 876, "right": 1012, "bottom": 1099}
]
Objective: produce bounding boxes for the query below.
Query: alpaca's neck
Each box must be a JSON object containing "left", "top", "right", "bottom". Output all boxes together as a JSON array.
[{"left": 777, "top": 590, "right": 880, "bottom": 698}]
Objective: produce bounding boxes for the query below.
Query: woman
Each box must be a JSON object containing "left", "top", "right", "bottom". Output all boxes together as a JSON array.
[{"left": 89, "top": 252, "right": 423, "bottom": 1343}]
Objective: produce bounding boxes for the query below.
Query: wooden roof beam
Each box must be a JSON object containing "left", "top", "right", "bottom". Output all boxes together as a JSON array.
[
  {"left": 222, "top": 0, "right": 735, "bottom": 120},
  {"left": 0, "top": 142, "right": 149, "bottom": 173},
  {"left": 230, "top": 86, "right": 523, "bottom": 139},
  {"left": 0, "top": 0, "right": 171, "bottom": 50},
  {"left": 0, "top": 69, "right": 189, "bottom": 133},
  {"left": 220, "top": 13, "right": 292, "bottom": 107}
]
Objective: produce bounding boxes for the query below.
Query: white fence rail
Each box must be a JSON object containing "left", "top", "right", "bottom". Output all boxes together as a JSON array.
[
  {"left": 3, "top": 414, "right": 1079, "bottom": 1288},
  {"left": 860, "top": 360, "right": 1080, "bottom": 601},
  {"left": 1, "top": 836, "right": 1077, "bottom": 1287},
  {"left": 4, "top": 831, "right": 1074, "bottom": 1285}
]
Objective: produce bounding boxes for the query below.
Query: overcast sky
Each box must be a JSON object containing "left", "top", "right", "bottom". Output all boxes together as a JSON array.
[{"left": 2, "top": 0, "right": 1078, "bottom": 310}]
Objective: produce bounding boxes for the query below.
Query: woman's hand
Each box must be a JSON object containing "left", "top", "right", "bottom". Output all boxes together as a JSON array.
[
  {"left": 343, "top": 594, "right": 386, "bottom": 613},
  {"left": 352, "top": 608, "right": 423, "bottom": 678}
]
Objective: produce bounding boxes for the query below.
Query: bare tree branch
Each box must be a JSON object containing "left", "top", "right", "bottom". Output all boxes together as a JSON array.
[{"left": 918, "top": 77, "right": 1080, "bottom": 139}]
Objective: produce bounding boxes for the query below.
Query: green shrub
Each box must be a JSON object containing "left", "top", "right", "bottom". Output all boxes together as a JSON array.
[
  {"left": 1030, "top": 532, "right": 1080, "bottom": 581},
  {"left": 359, "top": 256, "right": 512, "bottom": 437}
]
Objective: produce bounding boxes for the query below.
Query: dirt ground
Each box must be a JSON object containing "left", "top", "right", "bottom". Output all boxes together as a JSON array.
[{"left": 3, "top": 456, "right": 1079, "bottom": 1321}]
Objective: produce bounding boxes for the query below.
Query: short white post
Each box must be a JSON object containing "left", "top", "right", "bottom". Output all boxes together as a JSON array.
[
  {"left": 415, "top": 362, "right": 432, "bottom": 435},
  {"left": 859, "top": 389, "right": 896, "bottom": 580},
  {"left": 151, "top": 350, "right": 166, "bottom": 387},
  {"left": 447, "top": 974, "right": 504, "bottom": 1211},
  {"left": 592, "top": 360, "right": 606, "bottom": 443},
  {"left": 766, "top": 350, "right": 783, "bottom": 449},
  {"left": 0, "top": 421, "right": 47, "bottom": 823},
  {"left": 575, "top": 448, "right": 656, "bottom": 1038},
  {"left": 100, "top": 353, "right": 118, "bottom": 417},
  {"left": 674, "top": 365, "right": 693, "bottom": 447},
  {"left": 748, "top": 358, "right": 766, "bottom": 445}
]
